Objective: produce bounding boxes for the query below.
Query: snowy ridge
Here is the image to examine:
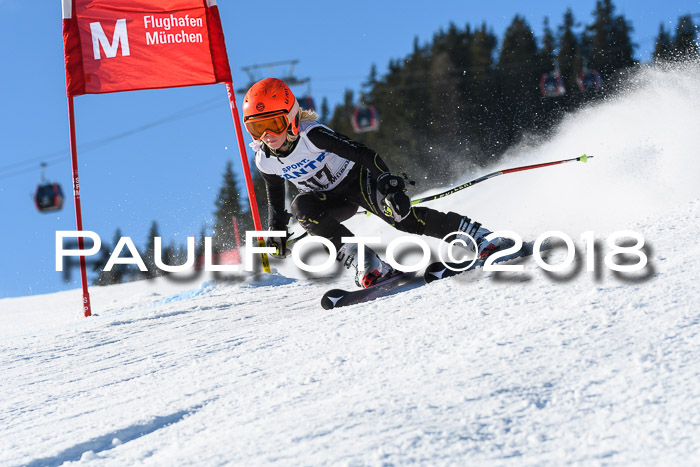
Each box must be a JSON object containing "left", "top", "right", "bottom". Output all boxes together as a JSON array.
[{"left": 1, "top": 63, "right": 699, "bottom": 465}]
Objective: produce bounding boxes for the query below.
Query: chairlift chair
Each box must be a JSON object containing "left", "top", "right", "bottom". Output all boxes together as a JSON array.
[
  {"left": 34, "top": 182, "right": 65, "bottom": 213},
  {"left": 33, "top": 163, "right": 65, "bottom": 213},
  {"left": 298, "top": 95, "right": 316, "bottom": 111},
  {"left": 578, "top": 70, "right": 603, "bottom": 93},
  {"left": 539, "top": 72, "right": 566, "bottom": 98},
  {"left": 351, "top": 105, "right": 380, "bottom": 133}
]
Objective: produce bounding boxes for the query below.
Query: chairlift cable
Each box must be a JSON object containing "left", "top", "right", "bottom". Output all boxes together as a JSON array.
[{"left": 0, "top": 96, "right": 222, "bottom": 180}]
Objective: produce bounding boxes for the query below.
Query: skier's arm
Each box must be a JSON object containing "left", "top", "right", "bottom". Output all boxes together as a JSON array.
[
  {"left": 307, "top": 126, "right": 390, "bottom": 177},
  {"left": 259, "top": 170, "right": 290, "bottom": 230},
  {"left": 307, "top": 126, "right": 411, "bottom": 219}
]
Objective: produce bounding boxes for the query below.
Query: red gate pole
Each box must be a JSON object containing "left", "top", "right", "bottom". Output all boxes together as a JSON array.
[
  {"left": 225, "top": 82, "right": 270, "bottom": 273},
  {"left": 67, "top": 95, "right": 92, "bottom": 317}
]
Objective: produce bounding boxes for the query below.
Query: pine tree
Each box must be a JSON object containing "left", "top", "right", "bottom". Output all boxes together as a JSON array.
[
  {"left": 558, "top": 9, "right": 580, "bottom": 95},
  {"left": 653, "top": 24, "right": 673, "bottom": 62},
  {"left": 329, "top": 89, "right": 355, "bottom": 137},
  {"left": 92, "top": 236, "right": 111, "bottom": 286},
  {"left": 470, "top": 23, "right": 497, "bottom": 76},
  {"left": 171, "top": 238, "right": 190, "bottom": 268},
  {"left": 213, "top": 161, "right": 251, "bottom": 253},
  {"left": 441, "top": 23, "right": 475, "bottom": 158},
  {"left": 497, "top": 15, "right": 540, "bottom": 149},
  {"left": 672, "top": 15, "right": 699, "bottom": 60},
  {"left": 539, "top": 15, "right": 568, "bottom": 115},
  {"left": 427, "top": 49, "right": 458, "bottom": 142},
  {"left": 540, "top": 17, "right": 557, "bottom": 71},
  {"left": 588, "top": 0, "right": 615, "bottom": 77},
  {"left": 196, "top": 225, "right": 207, "bottom": 258},
  {"left": 320, "top": 97, "right": 329, "bottom": 124},
  {"left": 610, "top": 15, "right": 636, "bottom": 69},
  {"left": 159, "top": 240, "right": 177, "bottom": 276},
  {"left": 363, "top": 63, "right": 379, "bottom": 89},
  {"left": 467, "top": 23, "right": 499, "bottom": 162},
  {"left": 94, "top": 228, "right": 120, "bottom": 285},
  {"left": 98, "top": 228, "right": 130, "bottom": 285},
  {"left": 587, "top": 0, "right": 635, "bottom": 82},
  {"left": 142, "top": 221, "right": 161, "bottom": 279}
]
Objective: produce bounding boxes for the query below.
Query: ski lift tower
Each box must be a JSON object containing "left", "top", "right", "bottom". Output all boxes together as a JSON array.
[{"left": 238, "top": 59, "right": 310, "bottom": 95}]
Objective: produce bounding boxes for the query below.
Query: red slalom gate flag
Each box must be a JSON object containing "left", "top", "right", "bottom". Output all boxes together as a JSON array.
[
  {"left": 60, "top": 0, "right": 271, "bottom": 319},
  {"left": 62, "top": 0, "right": 232, "bottom": 96}
]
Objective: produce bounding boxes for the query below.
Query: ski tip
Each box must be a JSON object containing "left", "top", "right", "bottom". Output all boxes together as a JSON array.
[
  {"left": 321, "top": 289, "right": 346, "bottom": 310},
  {"left": 423, "top": 267, "right": 445, "bottom": 284}
]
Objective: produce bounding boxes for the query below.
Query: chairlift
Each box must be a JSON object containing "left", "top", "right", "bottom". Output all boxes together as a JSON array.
[
  {"left": 238, "top": 59, "right": 310, "bottom": 95},
  {"left": 33, "top": 163, "right": 65, "bottom": 213},
  {"left": 578, "top": 69, "right": 603, "bottom": 93},
  {"left": 297, "top": 95, "right": 316, "bottom": 111},
  {"left": 540, "top": 72, "right": 566, "bottom": 98},
  {"left": 351, "top": 105, "right": 380, "bottom": 133}
]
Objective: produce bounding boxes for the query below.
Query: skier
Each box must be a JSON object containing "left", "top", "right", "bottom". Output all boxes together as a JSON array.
[{"left": 242, "top": 78, "right": 511, "bottom": 288}]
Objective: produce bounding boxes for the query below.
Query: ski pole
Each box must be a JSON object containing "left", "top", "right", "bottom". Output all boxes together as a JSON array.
[
  {"left": 410, "top": 153, "right": 592, "bottom": 205},
  {"left": 287, "top": 154, "right": 592, "bottom": 247}
]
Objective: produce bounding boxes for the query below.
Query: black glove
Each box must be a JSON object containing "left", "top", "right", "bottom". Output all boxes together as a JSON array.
[
  {"left": 267, "top": 230, "right": 290, "bottom": 258},
  {"left": 377, "top": 173, "right": 411, "bottom": 222},
  {"left": 267, "top": 208, "right": 292, "bottom": 258}
]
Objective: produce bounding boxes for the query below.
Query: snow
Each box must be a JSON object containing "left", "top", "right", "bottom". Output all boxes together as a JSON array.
[{"left": 2, "top": 63, "right": 700, "bottom": 465}]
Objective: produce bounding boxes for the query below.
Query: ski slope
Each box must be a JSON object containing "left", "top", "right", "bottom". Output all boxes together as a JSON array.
[{"left": 2, "top": 63, "right": 699, "bottom": 465}]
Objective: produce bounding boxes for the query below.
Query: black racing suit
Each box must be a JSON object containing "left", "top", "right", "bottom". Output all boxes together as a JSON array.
[{"left": 259, "top": 126, "right": 468, "bottom": 250}]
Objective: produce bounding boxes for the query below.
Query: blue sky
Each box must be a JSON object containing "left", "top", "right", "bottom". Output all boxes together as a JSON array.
[{"left": 0, "top": 0, "right": 697, "bottom": 299}]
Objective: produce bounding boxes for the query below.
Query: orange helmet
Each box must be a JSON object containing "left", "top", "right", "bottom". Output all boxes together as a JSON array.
[{"left": 242, "top": 78, "right": 300, "bottom": 140}]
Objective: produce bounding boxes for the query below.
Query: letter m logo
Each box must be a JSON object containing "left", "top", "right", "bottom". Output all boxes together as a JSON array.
[{"left": 90, "top": 19, "right": 130, "bottom": 60}]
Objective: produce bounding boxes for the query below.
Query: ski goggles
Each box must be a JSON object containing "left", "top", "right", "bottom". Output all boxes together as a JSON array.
[{"left": 244, "top": 101, "right": 300, "bottom": 140}]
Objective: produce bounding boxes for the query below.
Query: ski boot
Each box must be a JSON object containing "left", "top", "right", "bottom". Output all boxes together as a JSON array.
[
  {"left": 337, "top": 243, "right": 394, "bottom": 288},
  {"left": 457, "top": 217, "right": 514, "bottom": 260}
]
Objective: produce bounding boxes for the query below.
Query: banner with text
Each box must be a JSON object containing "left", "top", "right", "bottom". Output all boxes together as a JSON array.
[{"left": 62, "top": 0, "right": 232, "bottom": 96}]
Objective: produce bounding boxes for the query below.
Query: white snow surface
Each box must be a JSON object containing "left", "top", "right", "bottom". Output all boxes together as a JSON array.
[{"left": 2, "top": 63, "right": 700, "bottom": 465}]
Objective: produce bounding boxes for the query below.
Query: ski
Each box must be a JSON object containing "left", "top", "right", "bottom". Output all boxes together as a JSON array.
[
  {"left": 424, "top": 239, "right": 549, "bottom": 283},
  {"left": 321, "top": 240, "right": 552, "bottom": 308},
  {"left": 320, "top": 270, "right": 419, "bottom": 310}
]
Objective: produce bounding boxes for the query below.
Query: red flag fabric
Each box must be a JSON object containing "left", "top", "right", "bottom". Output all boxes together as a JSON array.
[{"left": 62, "top": 0, "right": 232, "bottom": 96}]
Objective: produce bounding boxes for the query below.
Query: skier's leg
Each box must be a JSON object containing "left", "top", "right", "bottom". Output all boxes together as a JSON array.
[
  {"left": 290, "top": 192, "right": 391, "bottom": 287},
  {"left": 377, "top": 206, "right": 510, "bottom": 259},
  {"left": 290, "top": 191, "right": 356, "bottom": 250},
  {"left": 414, "top": 208, "right": 513, "bottom": 259}
]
